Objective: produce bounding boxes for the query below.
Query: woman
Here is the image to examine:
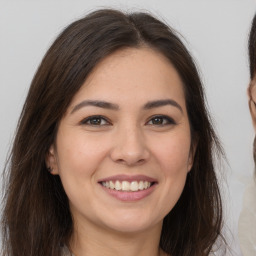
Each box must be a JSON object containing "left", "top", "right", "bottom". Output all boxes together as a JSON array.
[
  {"left": 238, "top": 13, "right": 256, "bottom": 256},
  {"left": 1, "top": 9, "right": 225, "bottom": 256}
]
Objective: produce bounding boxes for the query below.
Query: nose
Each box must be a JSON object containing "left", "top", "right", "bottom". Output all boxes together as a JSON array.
[{"left": 110, "top": 126, "right": 150, "bottom": 166}]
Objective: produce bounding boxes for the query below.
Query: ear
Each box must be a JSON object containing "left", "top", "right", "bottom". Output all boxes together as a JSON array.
[
  {"left": 45, "top": 144, "right": 59, "bottom": 175},
  {"left": 187, "top": 137, "right": 198, "bottom": 172}
]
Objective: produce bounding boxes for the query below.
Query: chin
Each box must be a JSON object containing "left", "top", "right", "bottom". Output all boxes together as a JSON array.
[{"left": 100, "top": 211, "right": 162, "bottom": 234}]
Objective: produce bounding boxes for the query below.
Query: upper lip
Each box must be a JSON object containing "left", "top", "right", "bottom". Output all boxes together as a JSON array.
[{"left": 98, "top": 174, "right": 157, "bottom": 183}]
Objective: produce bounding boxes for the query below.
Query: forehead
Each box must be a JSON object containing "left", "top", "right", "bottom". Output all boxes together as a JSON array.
[{"left": 69, "top": 47, "right": 186, "bottom": 107}]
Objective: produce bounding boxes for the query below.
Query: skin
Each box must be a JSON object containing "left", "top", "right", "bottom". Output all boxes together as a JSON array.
[
  {"left": 248, "top": 76, "right": 256, "bottom": 165},
  {"left": 249, "top": 76, "right": 256, "bottom": 130},
  {"left": 47, "top": 47, "right": 195, "bottom": 256}
]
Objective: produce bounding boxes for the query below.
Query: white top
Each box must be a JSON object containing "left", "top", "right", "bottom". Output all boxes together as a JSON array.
[
  {"left": 61, "top": 246, "right": 73, "bottom": 256},
  {"left": 238, "top": 178, "right": 256, "bottom": 255}
]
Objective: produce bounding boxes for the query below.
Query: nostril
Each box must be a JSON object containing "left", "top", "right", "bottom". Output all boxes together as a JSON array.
[
  {"left": 116, "top": 159, "right": 125, "bottom": 164},
  {"left": 112, "top": 155, "right": 147, "bottom": 166}
]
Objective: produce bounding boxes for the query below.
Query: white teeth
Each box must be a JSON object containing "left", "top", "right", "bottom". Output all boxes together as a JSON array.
[
  {"left": 109, "top": 181, "right": 115, "bottom": 189},
  {"left": 101, "top": 180, "right": 152, "bottom": 191},
  {"left": 115, "top": 181, "right": 121, "bottom": 191},
  {"left": 138, "top": 181, "right": 144, "bottom": 190},
  {"left": 144, "top": 181, "right": 150, "bottom": 189},
  {"left": 122, "top": 181, "right": 130, "bottom": 191},
  {"left": 130, "top": 181, "right": 139, "bottom": 191}
]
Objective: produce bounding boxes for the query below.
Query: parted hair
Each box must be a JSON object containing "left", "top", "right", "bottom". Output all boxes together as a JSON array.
[{"left": 1, "top": 9, "right": 224, "bottom": 256}]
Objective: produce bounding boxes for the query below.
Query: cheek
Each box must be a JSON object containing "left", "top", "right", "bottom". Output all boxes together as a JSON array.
[
  {"left": 151, "top": 133, "right": 192, "bottom": 176},
  {"left": 149, "top": 135, "right": 191, "bottom": 217},
  {"left": 55, "top": 132, "right": 110, "bottom": 205},
  {"left": 56, "top": 130, "right": 109, "bottom": 178},
  {"left": 249, "top": 100, "right": 256, "bottom": 131}
]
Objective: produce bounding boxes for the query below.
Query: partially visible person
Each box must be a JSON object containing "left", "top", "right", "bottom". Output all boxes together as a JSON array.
[{"left": 238, "top": 13, "right": 256, "bottom": 256}]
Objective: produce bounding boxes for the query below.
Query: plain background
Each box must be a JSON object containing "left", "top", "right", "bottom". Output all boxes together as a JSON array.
[{"left": 1, "top": 0, "right": 256, "bottom": 255}]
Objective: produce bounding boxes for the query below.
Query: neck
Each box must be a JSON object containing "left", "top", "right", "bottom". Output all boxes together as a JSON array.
[{"left": 69, "top": 218, "right": 165, "bottom": 256}]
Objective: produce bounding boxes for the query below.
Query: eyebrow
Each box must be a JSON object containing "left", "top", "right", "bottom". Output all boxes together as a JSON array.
[
  {"left": 71, "top": 100, "right": 119, "bottom": 114},
  {"left": 143, "top": 99, "right": 183, "bottom": 113},
  {"left": 71, "top": 99, "right": 183, "bottom": 114}
]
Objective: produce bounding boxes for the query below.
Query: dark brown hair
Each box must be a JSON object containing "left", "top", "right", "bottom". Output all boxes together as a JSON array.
[
  {"left": 1, "top": 9, "right": 224, "bottom": 256},
  {"left": 249, "top": 13, "right": 256, "bottom": 80}
]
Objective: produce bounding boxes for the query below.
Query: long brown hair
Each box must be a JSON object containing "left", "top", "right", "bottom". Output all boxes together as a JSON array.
[{"left": 1, "top": 9, "right": 225, "bottom": 256}]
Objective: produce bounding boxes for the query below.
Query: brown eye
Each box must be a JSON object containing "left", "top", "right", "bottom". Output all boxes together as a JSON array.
[
  {"left": 81, "top": 116, "right": 110, "bottom": 126},
  {"left": 89, "top": 117, "right": 103, "bottom": 125},
  {"left": 151, "top": 117, "right": 164, "bottom": 125},
  {"left": 147, "top": 115, "right": 176, "bottom": 126}
]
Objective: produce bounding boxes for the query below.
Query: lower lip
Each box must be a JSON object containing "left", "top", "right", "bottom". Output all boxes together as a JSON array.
[{"left": 100, "top": 184, "right": 156, "bottom": 201}]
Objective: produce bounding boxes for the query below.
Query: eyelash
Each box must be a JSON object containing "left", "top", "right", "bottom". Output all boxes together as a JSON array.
[
  {"left": 80, "top": 115, "right": 176, "bottom": 126},
  {"left": 80, "top": 115, "right": 111, "bottom": 126},
  {"left": 146, "top": 115, "right": 176, "bottom": 126}
]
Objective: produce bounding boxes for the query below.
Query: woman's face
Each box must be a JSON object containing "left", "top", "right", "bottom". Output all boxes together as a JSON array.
[{"left": 47, "top": 47, "right": 195, "bottom": 234}]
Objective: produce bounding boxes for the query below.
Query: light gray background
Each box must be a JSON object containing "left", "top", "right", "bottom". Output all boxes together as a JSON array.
[{"left": 1, "top": 0, "right": 256, "bottom": 255}]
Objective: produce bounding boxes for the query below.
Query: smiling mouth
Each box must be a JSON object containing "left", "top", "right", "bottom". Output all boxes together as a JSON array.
[{"left": 100, "top": 180, "right": 154, "bottom": 192}]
